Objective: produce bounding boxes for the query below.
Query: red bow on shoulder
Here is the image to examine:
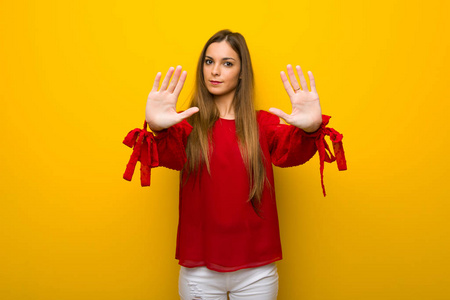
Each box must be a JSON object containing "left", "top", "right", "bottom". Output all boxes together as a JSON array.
[
  {"left": 316, "top": 115, "right": 347, "bottom": 196},
  {"left": 123, "top": 121, "right": 159, "bottom": 186}
]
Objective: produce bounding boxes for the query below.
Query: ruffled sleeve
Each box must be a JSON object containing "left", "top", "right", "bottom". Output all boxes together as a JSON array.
[
  {"left": 122, "top": 120, "right": 193, "bottom": 186},
  {"left": 258, "top": 110, "right": 347, "bottom": 196}
]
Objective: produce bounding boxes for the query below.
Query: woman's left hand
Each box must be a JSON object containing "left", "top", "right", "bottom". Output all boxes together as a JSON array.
[{"left": 269, "top": 65, "right": 322, "bottom": 133}]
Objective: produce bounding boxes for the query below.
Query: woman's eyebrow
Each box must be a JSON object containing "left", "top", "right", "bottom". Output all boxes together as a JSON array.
[{"left": 205, "top": 55, "right": 236, "bottom": 61}]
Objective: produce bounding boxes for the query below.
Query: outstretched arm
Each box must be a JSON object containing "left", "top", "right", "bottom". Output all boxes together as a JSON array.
[
  {"left": 145, "top": 66, "right": 199, "bottom": 131},
  {"left": 269, "top": 64, "right": 322, "bottom": 133}
]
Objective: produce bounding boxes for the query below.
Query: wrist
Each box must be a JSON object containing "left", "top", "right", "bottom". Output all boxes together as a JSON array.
[
  {"left": 145, "top": 118, "right": 165, "bottom": 132},
  {"left": 302, "top": 122, "right": 321, "bottom": 133}
]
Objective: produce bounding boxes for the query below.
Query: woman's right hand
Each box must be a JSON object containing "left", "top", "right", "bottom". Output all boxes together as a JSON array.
[{"left": 145, "top": 66, "right": 199, "bottom": 131}]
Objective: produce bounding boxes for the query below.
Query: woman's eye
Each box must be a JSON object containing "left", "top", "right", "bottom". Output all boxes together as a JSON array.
[
  {"left": 224, "top": 62, "right": 233, "bottom": 67},
  {"left": 205, "top": 59, "right": 213, "bottom": 65}
]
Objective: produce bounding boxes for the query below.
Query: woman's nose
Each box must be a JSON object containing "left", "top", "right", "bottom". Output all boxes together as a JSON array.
[{"left": 211, "top": 64, "right": 220, "bottom": 76}]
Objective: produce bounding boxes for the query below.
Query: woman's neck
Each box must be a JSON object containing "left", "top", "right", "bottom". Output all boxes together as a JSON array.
[{"left": 214, "top": 92, "right": 235, "bottom": 119}]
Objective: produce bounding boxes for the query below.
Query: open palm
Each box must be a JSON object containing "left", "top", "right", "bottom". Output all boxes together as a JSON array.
[
  {"left": 269, "top": 65, "right": 322, "bottom": 133},
  {"left": 145, "top": 66, "right": 199, "bottom": 131}
]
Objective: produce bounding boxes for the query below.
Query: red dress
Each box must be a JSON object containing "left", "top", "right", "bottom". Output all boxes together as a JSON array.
[{"left": 123, "top": 110, "right": 346, "bottom": 272}]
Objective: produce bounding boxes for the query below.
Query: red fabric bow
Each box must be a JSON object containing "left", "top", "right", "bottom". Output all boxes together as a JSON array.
[
  {"left": 315, "top": 116, "right": 347, "bottom": 196},
  {"left": 123, "top": 121, "right": 159, "bottom": 186}
]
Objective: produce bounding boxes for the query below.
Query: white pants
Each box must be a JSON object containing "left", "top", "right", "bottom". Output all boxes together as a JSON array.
[{"left": 178, "top": 263, "right": 279, "bottom": 300}]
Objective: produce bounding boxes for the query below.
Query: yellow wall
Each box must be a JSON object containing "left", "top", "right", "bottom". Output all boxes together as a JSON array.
[{"left": 1, "top": 0, "right": 449, "bottom": 299}]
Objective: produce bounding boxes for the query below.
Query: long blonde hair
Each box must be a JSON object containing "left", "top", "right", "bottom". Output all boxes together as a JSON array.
[{"left": 184, "top": 29, "right": 267, "bottom": 211}]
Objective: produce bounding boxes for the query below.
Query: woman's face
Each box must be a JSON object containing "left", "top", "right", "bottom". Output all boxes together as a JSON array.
[{"left": 203, "top": 41, "right": 241, "bottom": 97}]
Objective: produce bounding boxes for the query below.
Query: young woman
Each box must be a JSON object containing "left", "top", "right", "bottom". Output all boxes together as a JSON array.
[{"left": 123, "top": 29, "right": 346, "bottom": 300}]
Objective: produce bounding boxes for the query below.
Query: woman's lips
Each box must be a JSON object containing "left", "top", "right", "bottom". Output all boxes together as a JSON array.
[{"left": 210, "top": 80, "right": 222, "bottom": 85}]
